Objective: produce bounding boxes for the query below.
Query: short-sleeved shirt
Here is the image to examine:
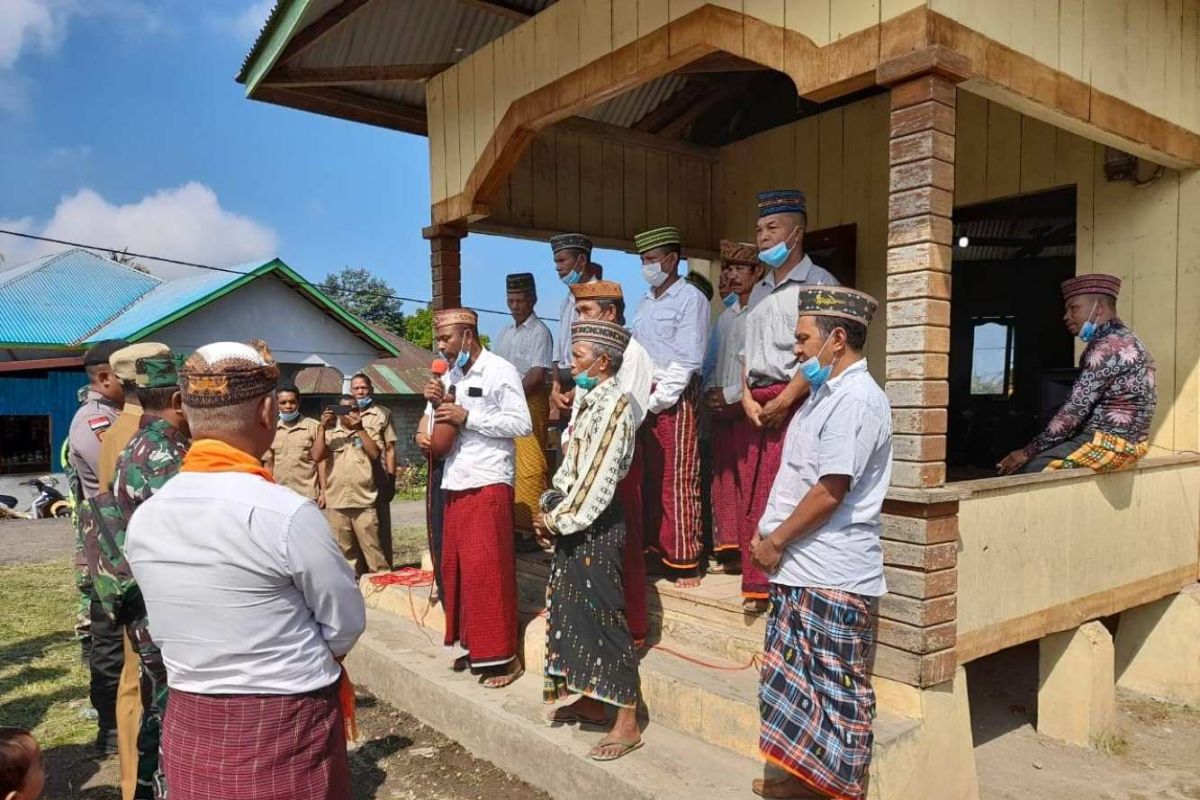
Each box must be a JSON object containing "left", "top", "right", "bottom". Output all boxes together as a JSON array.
[
  {"left": 270, "top": 417, "right": 322, "bottom": 500},
  {"left": 757, "top": 359, "right": 892, "bottom": 597},
  {"left": 98, "top": 400, "right": 143, "bottom": 491},
  {"left": 68, "top": 390, "right": 121, "bottom": 500},
  {"left": 494, "top": 313, "right": 554, "bottom": 378},
  {"left": 324, "top": 422, "right": 383, "bottom": 509},
  {"left": 743, "top": 256, "right": 839, "bottom": 386},
  {"left": 358, "top": 404, "right": 396, "bottom": 455}
]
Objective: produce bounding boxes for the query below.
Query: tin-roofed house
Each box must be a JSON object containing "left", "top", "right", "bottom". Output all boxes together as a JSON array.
[
  {"left": 0, "top": 248, "right": 400, "bottom": 475},
  {"left": 238, "top": 3, "right": 1200, "bottom": 798}
]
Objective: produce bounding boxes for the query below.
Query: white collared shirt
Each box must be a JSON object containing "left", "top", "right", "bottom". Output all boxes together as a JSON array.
[
  {"left": 704, "top": 300, "right": 749, "bottom": 405},
  {"left": 494, "top": 313, "right": 554, "bottom": 378},
  {"left": 631, "top": 278, "right": 710, "bottom": 413},
  {"left": 743, "top": 255, "right": 839, "bottom": 386},
  {"left": 757, "top": 360, "right": 892, "bottom": 597},
  {"left": 126, "top": 471, "right": 366, "bottom": 694},
  {"left": 555, "top": 276, "right": 599, "bottom": 365},
  {"left": 440, "top": 348, "right": 533, "bottom": 491}
]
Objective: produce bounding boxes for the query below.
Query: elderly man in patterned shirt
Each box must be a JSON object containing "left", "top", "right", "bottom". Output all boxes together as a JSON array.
[{"left": 998, "top": 274, "right": 1157, "bottom": 475}]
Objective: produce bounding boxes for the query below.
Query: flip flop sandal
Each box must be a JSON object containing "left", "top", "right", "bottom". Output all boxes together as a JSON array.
[
  {"left": 589, "top": 738, "right": 644, "bottom": 762},
  {"left": 545, "top": 708, "right": 608, "bottom": 726},
  {"left": 481, "top": 667, "right": 524, "bottom": 689},
  {"left": 450, "top": 655, "right": 471, "bottom": 672}
]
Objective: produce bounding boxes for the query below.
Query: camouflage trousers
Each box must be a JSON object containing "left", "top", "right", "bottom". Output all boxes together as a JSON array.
[
  {"left": 74, "top": 547, "right": 92, "bottom": 659},
  {"left": 128, "top": 617, "right": 168, "bottom": 800}
]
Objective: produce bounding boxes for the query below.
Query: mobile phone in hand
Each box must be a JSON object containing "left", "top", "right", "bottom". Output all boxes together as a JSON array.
[{"left": 325, "top": 405, "right": 352, "bottom": 416}]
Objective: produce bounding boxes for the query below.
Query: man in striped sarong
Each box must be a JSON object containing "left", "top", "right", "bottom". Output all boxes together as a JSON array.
[
  {"left": 740, "top": 189, "right": 839, "bottom": 612},
  {"left": 749, "top": 288, "right": 891, "bottom": 800},
  {"left": 493, "top": 272, "right": 554, "bottom": 547},
  {"left": 630, "top": 226, "right": 710, "bottom": 588}
]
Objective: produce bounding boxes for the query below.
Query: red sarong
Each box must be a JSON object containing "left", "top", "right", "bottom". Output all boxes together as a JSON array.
[
  {"left": 442, "top": 483, "right": 518, "bottom": 666},
  {"left": 642, "top": 378, "right": 703, "bottom": 570},
  {"left": 617, "top": 446, "right": 648, "bottom": 644},
  {"left": 709, "top": 416, "right": 742, "bottom": 554},
  {"left": 162, "top": 683, "right": 348, "bottom": 800},
  {"left": 738, "top": 384, "right": 799, "bottom": 600}
]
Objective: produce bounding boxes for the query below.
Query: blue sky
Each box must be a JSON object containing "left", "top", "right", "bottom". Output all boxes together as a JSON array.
[{"left": 0, "top": 0, "right": 645, "bottom": 341}]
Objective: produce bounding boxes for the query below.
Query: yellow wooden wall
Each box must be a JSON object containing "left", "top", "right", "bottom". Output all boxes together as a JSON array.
[
  {"left": 715, "top": 90, "right": 1200, "bottom": 452},
  {"left": 425, "top": 0, "right": 917, "bottom": 206},
  {"left": 477, "top": 122, "right": 715, "bottom": 250},
  {"left": 713, "top": 94, "right": 893, "bottom": 380},
  {"left": 931, "top": 0, "right": 1200, "bottom": 136}
]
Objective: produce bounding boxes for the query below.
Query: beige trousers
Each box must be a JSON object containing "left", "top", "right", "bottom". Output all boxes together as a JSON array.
[
  {"left": 117, "top": 631, "right": 141, "bottom": 800},
  {"left": 326, "top": 507, "right": 388, "bottom": 575}
]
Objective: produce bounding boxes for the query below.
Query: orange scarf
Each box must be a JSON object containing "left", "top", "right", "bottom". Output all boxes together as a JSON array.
[
  {"left": 180, "top": 437, "right": 359, "bottom": 742},
  {"left": 180, "top": 438, "right": 276, "bottom": 481}
]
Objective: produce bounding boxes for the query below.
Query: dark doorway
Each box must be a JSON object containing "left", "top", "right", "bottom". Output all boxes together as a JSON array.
[
  {"left": 805, "top": 223, "right": 857, "bottom": 288},
  {"left": 947, "top": 188, "right": 1078, "bottom": 480}
]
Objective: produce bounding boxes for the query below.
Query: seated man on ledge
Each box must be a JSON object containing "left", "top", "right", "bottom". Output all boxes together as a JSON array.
[{"left": 998, "top": 274, "right": 1157, "bottom": 475}]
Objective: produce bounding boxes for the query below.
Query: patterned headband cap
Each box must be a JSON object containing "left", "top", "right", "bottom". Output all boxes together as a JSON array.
[{"left": 180, "top": 339, "right": 280, "bottom": 408}]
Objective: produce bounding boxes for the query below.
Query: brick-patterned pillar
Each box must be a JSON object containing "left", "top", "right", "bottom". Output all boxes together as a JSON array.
[
  {"left": 884, "top": 72, "right": 959, "bottom": 489},
  {"left": 422, "top": 224, "right": 466, "bottom": 310}
]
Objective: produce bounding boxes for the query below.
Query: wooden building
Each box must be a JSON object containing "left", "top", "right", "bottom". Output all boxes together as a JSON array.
[{"left": 240, "top": 2, "right": 1200, "bottom": 797}]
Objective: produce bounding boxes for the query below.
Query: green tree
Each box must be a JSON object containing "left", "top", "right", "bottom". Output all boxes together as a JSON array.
[
  {"left": 320, "top": 267, "right": 407, "bottom": 337},
  {"left": 404, "top": 306, "right": 433, "bottom": 350}
]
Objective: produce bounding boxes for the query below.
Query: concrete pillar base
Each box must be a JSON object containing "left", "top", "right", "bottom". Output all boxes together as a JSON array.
[
  {"left": 869, "top": 668, "right": 980, "bottom": 800},
  {"left": 1038, "top": 621, "right": 1116, "bottom": 747},
  {"left": 1115, "top": 583, "right": 1200, "bottom": 706}
]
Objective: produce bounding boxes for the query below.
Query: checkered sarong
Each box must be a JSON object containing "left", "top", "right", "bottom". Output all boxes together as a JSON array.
[
  {"left": 1046, "top": 431, "right": 1148, "bottom": 473},
  {"left": 759, "top": 585, "right": 876, "bottom": 800}
]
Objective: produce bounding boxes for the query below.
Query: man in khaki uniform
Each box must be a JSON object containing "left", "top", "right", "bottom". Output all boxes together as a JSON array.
[
  {"left": 265, "top": 384, "right": 327, "bottom": 504},
  {"left": 350, "top": 373, "right": 396, "bottom": 568},
  {"left": 322, "top": 394, "right": 389, "bottom": 575},
  {"left": 100, "top": 342, "right": 173, "bottom": 800}
]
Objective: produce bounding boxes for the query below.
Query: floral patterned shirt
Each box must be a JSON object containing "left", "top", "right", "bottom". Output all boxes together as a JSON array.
[{"left": 1024, "top": 319, "right": 1157, "bottom": 457}]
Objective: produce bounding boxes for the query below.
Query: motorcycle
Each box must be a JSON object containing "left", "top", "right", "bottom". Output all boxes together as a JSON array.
[{"left": 0, "top": 477, "right": 71, "bottom": 519}]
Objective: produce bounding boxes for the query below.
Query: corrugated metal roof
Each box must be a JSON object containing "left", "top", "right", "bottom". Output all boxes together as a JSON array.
[
  {"left": 294, "top": 365, "right": 345, "bottom": 394},
  {"left": 362, "top": 360, "right": 427, "bottom": 396},
  {"left": 85, "top": 268, "right": 251, "bottom": 342},
  {"left": 0, "top": 249, "right": 160, "bottom": 345},
  {"left": 580, "top": 74, "right": 689, "bottom": 128}
]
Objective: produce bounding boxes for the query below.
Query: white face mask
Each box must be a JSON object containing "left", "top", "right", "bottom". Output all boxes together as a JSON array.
[{"left": 641, "top": 261, "right": 669, "bottom": 288}]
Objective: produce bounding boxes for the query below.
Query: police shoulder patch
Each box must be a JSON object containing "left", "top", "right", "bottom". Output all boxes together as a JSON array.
[{"left": 88, "top": 416, "right": 112, "bottom": 440}]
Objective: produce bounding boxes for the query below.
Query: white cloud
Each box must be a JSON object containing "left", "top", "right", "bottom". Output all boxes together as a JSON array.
[
  {"left": 0, "top": 182, "right": 278, "bottom": 278},
  {"left": 0, "top": 0, "right": 62, "bottom": 70}
]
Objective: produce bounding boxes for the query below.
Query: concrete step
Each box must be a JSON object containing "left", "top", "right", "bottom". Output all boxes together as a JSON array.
[{"left": 360, "top": 579, "right": 922, "bottom": 782}]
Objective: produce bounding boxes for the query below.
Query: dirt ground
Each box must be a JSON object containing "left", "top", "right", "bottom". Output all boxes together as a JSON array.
[
  {"left": 44, "top": 690, "right": 549, "bottom": 800},
  {"left": 970, "top": 643, "right": 1200, "bottom": 800}
]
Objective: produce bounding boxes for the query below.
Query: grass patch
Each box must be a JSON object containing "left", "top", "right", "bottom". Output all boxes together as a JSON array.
[
  {"left": 1093, "top": 729, "right": 1130, "bottom": 757},
  {"left": 0, "top": 560, "right": 94, "bottom": 747},
  {"left": 391, "top": 525, "right": 429, "bottom": 568}
]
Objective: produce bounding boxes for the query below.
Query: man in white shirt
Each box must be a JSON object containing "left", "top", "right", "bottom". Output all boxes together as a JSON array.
[
  {"left": 424, "top": 308, "right": 532, "bottom": 687},
  {"left": 126, "top": 340, "right": 366, "bottom": 800},
  {"left": 748, "top": 288, "right": 890, "bottom": 800},
  {"left": 568, "top": 279, "right": 653, "bottom": 646},
  {"left": 549, "top": 233, "right": 601, "bottom": 417},
  {"left": 494, "top": 272, "right": 554, "bottom": 544},
  {"left": 703, "top": 241, "right": 762, "bottom": 581},
  {"left": 740, "top": 189, "right": 840, "bottom": 613},
  {"left": 630, "top": 225, "right": 710, "bottom": 588}
]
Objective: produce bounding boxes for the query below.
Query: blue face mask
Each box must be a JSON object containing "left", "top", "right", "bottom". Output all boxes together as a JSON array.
[
  {"left": 455, "top": 348, "right": 470, "bottom": 369},
  {"left": 561, "top": 268, "right": 581, "bottom": 287},
  {"left": 722, "top": 292, "right": 738, "bottom": 308},
  {"left": 759, "top": 226, "right": 799, "bottom": 269},
  {"left": 799, "top": 335, "right": 834, "bottom": 391},
  {"left": 279, "top": 409, "right": 300, "bottom": 423},
  {"left": 1078, "top": 301, "right": 1100, "bottom": 343},
  {"left": 573, "top": 358, "right": 602, "bottom": 391},
  {"left": 356, "top": 396, "right": 372, "bottom": 409}
]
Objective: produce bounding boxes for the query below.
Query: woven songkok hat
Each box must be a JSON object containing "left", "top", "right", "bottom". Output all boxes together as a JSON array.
[
  {"left": 720, "top": 239, "right": 759, "bottom": 267},
  {"left": 136, "top": 353, "right": 183, "bottom": 389},
  {"left": 796, "top": 286, "right": 879, "bottom": 326},
  {"left": 686, "top": 270, "right": 714, "bottom": 301},
  {"left": 432, "top": 308, "right": 479, "bottom": 330},
  {"left": 571, "top": 320, "right": 630, "bottom": 352},
  {"left": 506, "top": 272, "right": 536, "bottom": 293},
  {"left": 110, "top": 342, "right": 170, "bottom": 383},
  {"left": 757, "top": 189, "right": 807, "bottom": 219},
  {"left": 1061, "top": 273, "right": 1121, "bottom": 301},
  {"left": 550, "top": 233, "right": 593, "bottom": 255},
  {"left": 570, "top": 280, "right": 623, "bottom": 301},
  {"left": 180, "top": 340, "right": 280, "bottom": 408},
  {"left": 634, "top": 226, "right": 682, "bottom": 254}
]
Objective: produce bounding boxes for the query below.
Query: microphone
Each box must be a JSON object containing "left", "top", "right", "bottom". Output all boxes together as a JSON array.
[{"left": 425, "top": 359, "right": 450, "bottom": 433}]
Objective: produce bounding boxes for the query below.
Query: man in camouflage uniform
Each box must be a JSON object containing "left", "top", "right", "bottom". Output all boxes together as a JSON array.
[{"left": 90, "top": 351, "right": 190, "bottom": 800}]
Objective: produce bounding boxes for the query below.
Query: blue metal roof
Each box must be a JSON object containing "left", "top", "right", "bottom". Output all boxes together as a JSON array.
[
  {"left": 86, "top": 268, "right": 248, "bottom": 342},
  {"left": 0, "top": 249, "right": 160, "bottom": 345}
]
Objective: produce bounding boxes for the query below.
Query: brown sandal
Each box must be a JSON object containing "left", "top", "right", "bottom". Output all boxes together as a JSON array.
[{"left": 588, "top": 737, "right": 643, "bottom": 762}]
